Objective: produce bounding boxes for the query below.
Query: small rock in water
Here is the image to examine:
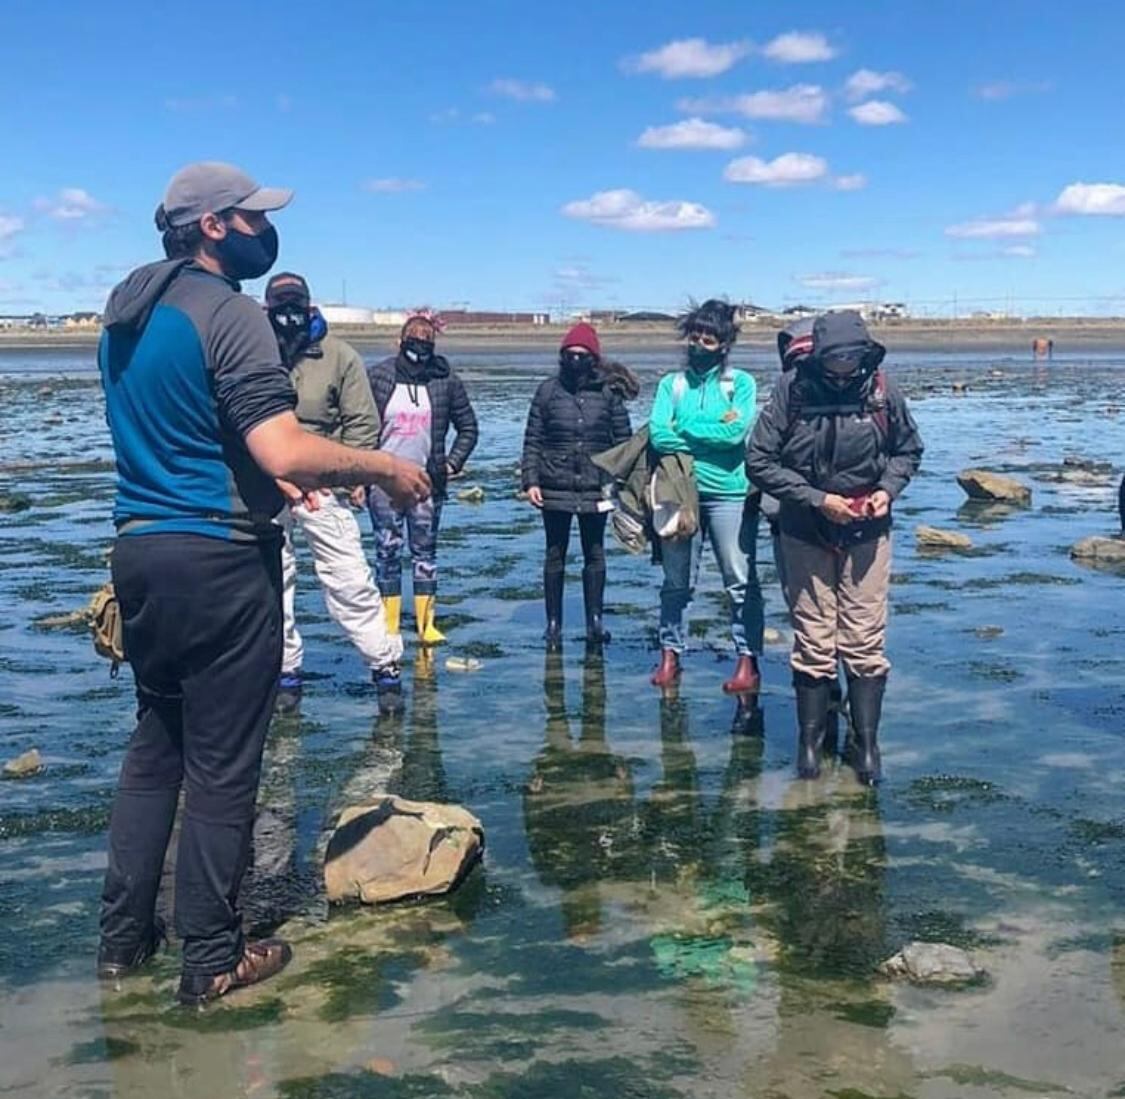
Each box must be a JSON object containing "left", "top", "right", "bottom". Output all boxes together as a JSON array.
[
  {"left": 1070, "top": 535, "right": 1125, "bottom": 563},
  {"left": 878, "top": 941, "right": 986, "bottom": 986},
  {"left": 457, "top": 485, "right": 486, "bottom": 504},
  {"left": 973, "top": 625, "right": 1005, "bottom": 640},
  {"left": 3, "top": 749, "right": 43, "bottom": 779},
  {"left": 33, "top": 608, "right": 89, "bottom": 631},
  {"left": 0, "top": 494, "right": 32, "bottom": 513},
  {"left": 956, "top": 469, "right": 1032, "bottom": 506},
  {"left": 763, "top": 627, "right": 785, "bottom": 646},
  {"left": 324, "top": 796, "right": 483, "bottom": 904},
  {"left": 915, "top": 525, "right": 973, "bottom": 550},
  {"left": 951, "top": 381, "right": 968, "bottom": 394},
  {"left": 445, "top": 656, "right": 483, "bottom": 673},
  {"left": 1063, "top": 455, "right": 1112, "bottom": 473}
]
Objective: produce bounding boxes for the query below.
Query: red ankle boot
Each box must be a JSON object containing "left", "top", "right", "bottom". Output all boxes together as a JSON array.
[
  {"left": 722, "top": 654, "right": 761, "bottom": 695},
  {"left": 650, "top": 649, "right": 681, "bottom": 688}
]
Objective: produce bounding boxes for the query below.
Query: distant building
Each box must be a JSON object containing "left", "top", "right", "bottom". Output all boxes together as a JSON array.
[
  {"left": 64, "top": 311, "right": 101, "bottom": 329},
  {"left": 370, "top": 310, "right": 409, "bottom": 327},
  {"left": 442, "top": 310, "right": 549, "bottom": 326},
  {"left": 317, "top": 304, "right": 375, "bottom": 326}
]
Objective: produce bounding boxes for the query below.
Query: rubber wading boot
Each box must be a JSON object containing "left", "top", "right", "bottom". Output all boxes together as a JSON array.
[
  {"left": 731, "top": 695, "right": 764, "bottom": 737},
  {"left": 383, "top": 595, "right": 402, "bottom": 636},
  {"left": 847, "top": 675, "right": 886, "bottom": 786},
  {"left": 177, "top": 939, "right": 292, "bottom": 1007},
  {"left": 824, "top": 677, "right": 844, "bottom": 760},
  {"left": 651, "top": 649, "right": 681, "bottom": 688},
  {"left": 795, "top": 673, "right": 833, "bottom": 779},
  {"left": 276, "top": 671, "right": 302, "bottom": 714},
  {"left": 415, "top": 594, "right": 446, "bottom": 645},
  {"left": 543, "top": 568, "right": 564, "bottom": 649},
  {"left": 97, "top": 917, "right": 167, "bottom": 980},
  {"left": 583, "top": 565, "right": 611, "bottom": 646},
  {"left": 374, "top": 666, "right": 404, "bottom": 717},
  {"left": 722, "top": 654, "right": 761, "bottom": 695}
]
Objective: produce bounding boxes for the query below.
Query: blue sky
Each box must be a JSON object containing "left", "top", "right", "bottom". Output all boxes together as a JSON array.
[{"left": 1, "top": 0, "right": 1124, "bottom": 317}]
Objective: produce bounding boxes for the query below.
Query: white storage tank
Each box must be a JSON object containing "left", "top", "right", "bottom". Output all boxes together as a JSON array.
[{"left": 317, "top": 304, "right": 374, "bottom": 326}]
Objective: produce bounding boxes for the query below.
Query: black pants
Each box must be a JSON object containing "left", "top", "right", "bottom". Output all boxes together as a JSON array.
[
  {"left": 100, "top": 533, "right": 283, "bottom": 977},
  {"left": 542, "top": 510, "right": 608, "bottom": 578}
]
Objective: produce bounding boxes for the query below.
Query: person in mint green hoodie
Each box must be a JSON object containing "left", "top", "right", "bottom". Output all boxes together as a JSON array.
[{"left": 649, "top": 299, "right": 764, "bottom": 694}]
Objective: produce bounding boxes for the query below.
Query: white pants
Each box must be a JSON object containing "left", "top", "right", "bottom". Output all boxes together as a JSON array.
[{"left": 279, "top": 493, "right": 403, "bottom": 675}]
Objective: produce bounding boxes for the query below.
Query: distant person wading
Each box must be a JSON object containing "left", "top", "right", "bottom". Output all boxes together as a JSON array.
[
  {"left": 747, "top": 310, "right": 923, "bottom": 785},
  {"left": 521, "top": 323, "right": 638, "bottom": 647},
  {"left": 264, "top": 272, "right": 405, "bottom": 715},
  {"left": 95, "top": 162, "right": 429, "bottom": 1007},
  {"left": 649, "top": 300, "right": 766, "bottom": 695}
]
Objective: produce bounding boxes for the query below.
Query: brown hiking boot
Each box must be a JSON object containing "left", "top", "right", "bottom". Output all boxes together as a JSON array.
[
  {"left": 722, "top": 654, "right": 761, "bottom": 695},
  {"left": 177, "top": 938, "right": 293, "bottom": 1006},
  {"left": 650, "top": 649, "right": 681, "bottom": 688}
]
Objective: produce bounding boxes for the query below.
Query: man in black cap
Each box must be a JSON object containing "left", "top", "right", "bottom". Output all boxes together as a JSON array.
[
  {"left": 264, "top": 272, "right": 405, "bottom": 714},
  {"left": 96, "top": 162, "right": 430, "bottom": 1005}
]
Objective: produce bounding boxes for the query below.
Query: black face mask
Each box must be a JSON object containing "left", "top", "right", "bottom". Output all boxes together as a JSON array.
[
  {"left": 560, "top": 350, "right": 597, "bottom": 377},
  {"left": 215, "top": 224, "right": 279, "bottom": 281},
  {"left": 269, "top": 304, "right": 311, "bottom": 363},
  {"left": 687, "top": 343, "right": 724, "bottom": 373},
  {"left": 402, "top": 338, "right": 435, "bottom": 366}
]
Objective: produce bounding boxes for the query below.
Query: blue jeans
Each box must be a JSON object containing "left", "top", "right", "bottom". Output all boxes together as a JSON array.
[{"left": 659, "top": 496, "right": 764, "bottom": 657}]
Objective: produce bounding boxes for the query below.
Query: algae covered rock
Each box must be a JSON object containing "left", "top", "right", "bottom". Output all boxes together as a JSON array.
[
  {"left": 915, "top": 525, "right": 973, "bottom": 550},
  {"left": 0, "top": 494, "right": 31, "bottom": 514},
  {"left": 3, "top": 749, "right": 43, "bottom": 779},
  {"left": 1070, "top": 535, "right": 1125, "bottom": 563},
  {"left": 878, "top": 941, "right": 986, "bottom": 986},
  {"left": 956, "top": 470, "right": 1032, "bottom": 506},
  {"left": 324, "top": 796, "right": 483, "bottom": 905},
  {"left": 456, "top": 486, "right": 486, "bottom": 504}
]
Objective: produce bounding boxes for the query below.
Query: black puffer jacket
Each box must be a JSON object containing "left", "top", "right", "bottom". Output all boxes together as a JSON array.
[
  {"left": 747, "top": 355, "right": 923, "bottom": 546},
  {"left": 367, "top": 352, "right": 478, "bottom": 497},
  {"left": 522, "top": 367, "right": 633, "bottom": 513}
]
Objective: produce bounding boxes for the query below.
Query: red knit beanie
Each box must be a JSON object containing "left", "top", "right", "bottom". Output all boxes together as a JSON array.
[{"left": 561, "top": 322, "right": 600, "bottom": 357}]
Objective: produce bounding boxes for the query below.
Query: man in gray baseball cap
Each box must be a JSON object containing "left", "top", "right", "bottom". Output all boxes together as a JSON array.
[{"left": 95, "top": 163, "right": 431, "bottom": 1006}]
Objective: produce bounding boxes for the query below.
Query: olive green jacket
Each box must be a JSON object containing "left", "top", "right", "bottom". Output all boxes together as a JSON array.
[{"left": 289, "top": 334, "right": 380, "bottom": 449}]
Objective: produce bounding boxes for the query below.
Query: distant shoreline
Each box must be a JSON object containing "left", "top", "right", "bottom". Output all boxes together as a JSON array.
[{"left": 2, "top": 318, "right": 1123, "bottom": 354}]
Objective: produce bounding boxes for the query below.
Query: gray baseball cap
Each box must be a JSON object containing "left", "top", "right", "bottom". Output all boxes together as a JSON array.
[{"left": 161, "top": 161, "right": 293, "bottom": 228}]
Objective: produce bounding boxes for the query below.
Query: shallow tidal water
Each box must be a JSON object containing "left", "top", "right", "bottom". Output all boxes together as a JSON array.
[{"left": 3, "top": 341, "right": 1125, "bottom": 1098}]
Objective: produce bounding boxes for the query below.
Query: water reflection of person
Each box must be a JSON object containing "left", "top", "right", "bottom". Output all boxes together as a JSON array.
[
  {"left": 400, "top": 648, "right": 448, "bottom": 803},
  {"left": 745, "top": 785, "right": 916, "bottom": 1093},
  {"left": 523, "top": 650, "right": 637, "bottom": 938}
]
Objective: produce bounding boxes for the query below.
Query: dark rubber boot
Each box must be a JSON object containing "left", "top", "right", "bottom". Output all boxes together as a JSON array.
[
  {"left": 582, "top": 565, "right": 610, "bottom": 646},
  {"left": 650, "top": 649, "right": 681, "bottom": 688},
  {"left": 722, "top": 654, "right": 761, "bottom": 695},
  {"left": 795, "top": 673, "right": 833, "bottom": 779},
  {"left": 373, "top": 667, "right": 404, "bottom": 718},
  {"left": 544, "top": 566, "right": 564, "bottom": 649},
  {"left": 731, "top": 695, "right": 764, "bottom": 737},
  {"left": 97, "top": 916, "right": 166, "bottom": 980},
  {"left": 847, "top": 675, "right": 886, "bottom": 786},
  {"left": 824, "top": 678, "right": 843, "bottom": 760}
]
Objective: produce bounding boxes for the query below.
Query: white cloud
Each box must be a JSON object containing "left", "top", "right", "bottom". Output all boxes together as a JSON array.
[
  {"left": 680, "top": 84, "right": 829, "bottom": 124},
  {"left": 945, "top": 203, "right": 1041, "bottom": 239},
  {"left": 763, "top": 31, "right": 836, "bottom": 63},
  {"left": 798, "top": 272, "right": 882, "bottom": 292},
  {"left": 637, "top": 118, "right": 747, "bottom": 150},
  {"left": 1001, "top": 244, "right": 1037, "bottom": 257},
  {"left": 429, "top": 107, "right": 461, "bottom": 124},
  {"left": 0, "top": 215, "right": 23, "bottom": 241},
  {"left": 362, "top": 178, "right": 427, "bottom": 193},
  {"left": 832, "top": 173, "right": 868, "bottom": 191},
  {"left": 974, "top": 80, "right": 1053, "bottom": 101},
  {"left": 623, "top": 37, "right": 751, "bottom": 79},
  {"left": 488, "top": 78, "right": 556, "bottom": 102},
  {"left": 724, "top": 152, "right": 828, "bottom": 187},
  {"left": 472, "top": 112, "right": 496, "bottom": 125},
  {"left": 561, "top": 189, "right": 715, "bottom": 232},
  {"left": 1055, "top": 182, "right": 1125, "bottom": 216},
  {"left": 34, "top": 188, "right": 108, "bottom": 221},
  {"left": 844, "top": 69, "right": 913, "bottom": 100},
  {"left": 848, "top": 100, "right": 908, "bottom": 125}
]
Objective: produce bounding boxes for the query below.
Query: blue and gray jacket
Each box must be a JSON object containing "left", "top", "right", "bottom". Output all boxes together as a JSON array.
[{"left": 98, "top": 260, "right": 297, "bottom": 542}]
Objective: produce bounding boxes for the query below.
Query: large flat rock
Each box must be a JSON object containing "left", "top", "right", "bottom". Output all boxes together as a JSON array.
[
  {"left": 956, "top": 469, "right": 1032, "bottom": 505},
  {"left": 324, "top": 796, "right": 484, "bottom": 905}
]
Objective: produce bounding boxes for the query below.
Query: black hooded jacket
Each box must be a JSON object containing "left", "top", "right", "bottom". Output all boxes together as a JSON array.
[
  {"left": 521, "top": 364, "right": 634, "bottom": 513},
  {"left": 747, "top": 311, "right": 923, "bottom": 546},
  {"left": 366, "top": 352, "right": 478, "bottom": 497}
]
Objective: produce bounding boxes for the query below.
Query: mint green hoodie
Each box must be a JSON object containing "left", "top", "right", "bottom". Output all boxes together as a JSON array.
[{"left": 649, "top": 366, "right": 757, "bottom": 498}]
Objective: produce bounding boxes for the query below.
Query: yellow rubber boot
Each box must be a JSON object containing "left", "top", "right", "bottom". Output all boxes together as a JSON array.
[
  {"left": 383, "top": 595, "right": 402, "bottom": 636},
  {"left": 415, "top": 594, "right": 446, "bottom": 645}
]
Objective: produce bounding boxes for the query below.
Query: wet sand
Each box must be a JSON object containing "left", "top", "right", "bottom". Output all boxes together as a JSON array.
[{"left": 3, "top": 346, "right": 1125, "bottom": 1097}]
